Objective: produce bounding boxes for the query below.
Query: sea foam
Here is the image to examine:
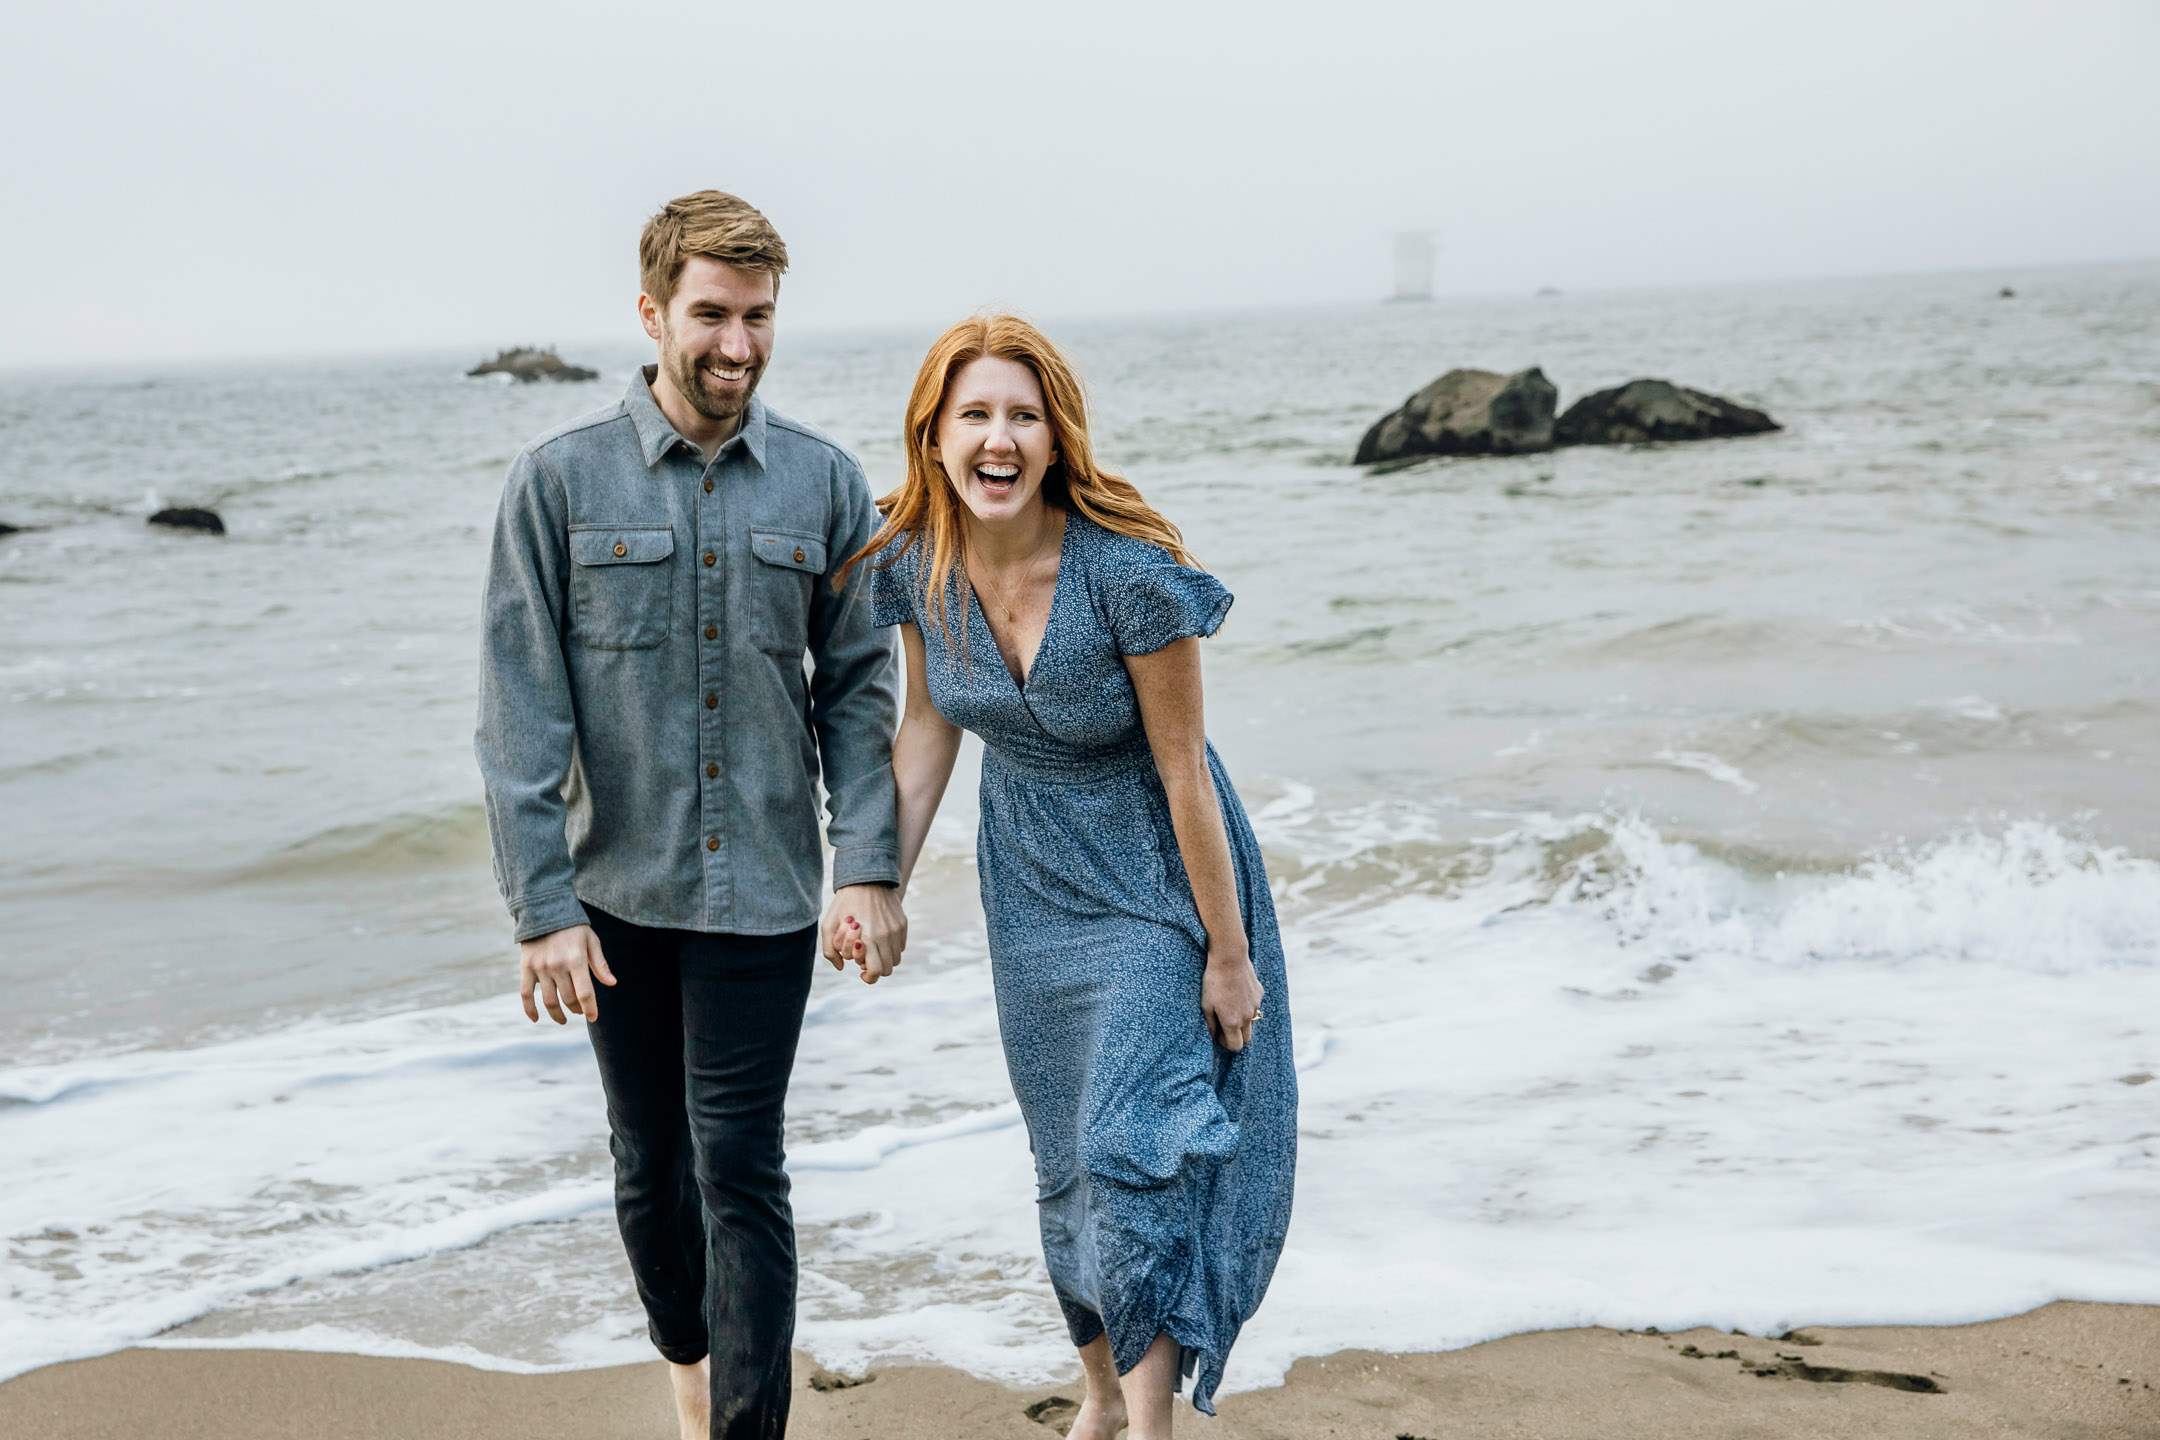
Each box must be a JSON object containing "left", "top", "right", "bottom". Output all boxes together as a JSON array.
[{"left": 1, "top": 812, "right": 2155, "bottom": 1388}]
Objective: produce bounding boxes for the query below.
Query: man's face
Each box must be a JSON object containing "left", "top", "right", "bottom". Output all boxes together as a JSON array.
[{"left": 639, "top": 257, "right": 776, "bottom": 428}]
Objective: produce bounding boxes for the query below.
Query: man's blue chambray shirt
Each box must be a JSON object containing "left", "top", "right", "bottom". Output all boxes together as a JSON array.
[{"left": 476, "top": 369, "right": 900, "bottom": 941}]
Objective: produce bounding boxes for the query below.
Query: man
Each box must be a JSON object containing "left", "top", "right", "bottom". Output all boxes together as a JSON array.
[{"left": 475, "top": 189, "right": 907, "bottom": 1440}]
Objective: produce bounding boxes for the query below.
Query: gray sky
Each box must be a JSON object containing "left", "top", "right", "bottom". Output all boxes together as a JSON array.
[{"left": 4, "top": 0, "right": 2156, "bottom": 367}]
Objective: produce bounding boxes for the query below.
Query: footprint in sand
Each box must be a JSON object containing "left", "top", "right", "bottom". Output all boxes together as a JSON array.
[
  {"left": 1024, "top": 1395, "right": 1080, "bottom": 1433},
  {"left": 1747, "top": 1358, "right": 1945, "bottom": 1393}
]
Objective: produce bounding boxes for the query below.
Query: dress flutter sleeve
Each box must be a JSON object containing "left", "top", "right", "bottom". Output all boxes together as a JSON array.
[
  {"left": 1105, "top": 551, "right": 1234, "bottom": 656},
  {"left": 867, "top": 537, "right": 917, "bottom": 629}
]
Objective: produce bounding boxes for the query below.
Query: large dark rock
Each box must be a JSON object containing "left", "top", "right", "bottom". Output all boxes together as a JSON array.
[
  {"left": 149, "top": 507, "right": 226, "bottom": 535},
  {"left": 1554, "top": 379, "right": 1778, "bottom": 446},
  {"left": 0, "top": 522, "right": 19, "bottom": 537},
  {"left": 468, "top": 347, "right": 599, "bottom": 383},
  {"left": 1354, "top": 367, "right": 1557, "bottom": 464}
]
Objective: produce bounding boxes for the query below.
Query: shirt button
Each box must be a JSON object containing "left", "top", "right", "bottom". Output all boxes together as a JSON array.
[
  {"left": 704, "top": 624, "right": 718, "bottom": 640},
  {"left": 703, "top": 551, "right": 716, "bottom": 567},
  {"left": 706, "top": 836, "right": 719, "bottom": 852},
  {"left": 793, "top": 547, "right": 806, "bottom": 564},
  {"left": 705, "top": 692, "right": 718, "bottom": 709},
  {"left": 613, "top": 542, "right": 627, "bottom": 557},
  {"left": 703, "top": 478, "right": 714, "bottom": 494},
  {"left": 706, "top": 763, "right": 719, "bottom": 779}
]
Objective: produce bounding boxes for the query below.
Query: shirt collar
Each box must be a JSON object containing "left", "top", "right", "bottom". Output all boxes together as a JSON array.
[{"left": 627, "top": 364, "right": 768, "bottom": 472}]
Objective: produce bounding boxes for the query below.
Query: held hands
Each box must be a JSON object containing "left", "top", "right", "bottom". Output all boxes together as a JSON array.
[
  {"left": 821, "top": 883, "right": 908, "bottom": 984},
  {"left": 519, "top": 923, "right": 616, "bottom": 1024},
  {"left": 1202, "top": 945, "right": 1265, "bottom": 1052}
]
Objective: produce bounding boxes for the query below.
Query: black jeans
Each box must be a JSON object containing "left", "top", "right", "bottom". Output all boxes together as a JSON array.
[{"left": 584, "top": 907, "right": 815, "bottom": 1440}]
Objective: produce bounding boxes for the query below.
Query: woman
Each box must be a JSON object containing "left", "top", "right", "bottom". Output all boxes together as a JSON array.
[{"left": 827, "top": 315, "right": 1296, "bottom": 1435}]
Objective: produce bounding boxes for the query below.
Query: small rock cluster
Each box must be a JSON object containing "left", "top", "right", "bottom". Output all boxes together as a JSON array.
[
  {"left": 2, "top": 512, "right": 231, "bottom": 537},
  {"left": 1355, "top": 368, "right": 1560, "bottom": 463},
  {"left": 1556, "top": 379, "right": 1780, "bottom": 447},
  {"left": 149, "top": 507, "right": 226, "bottom": 534},
  {"left": 468, "top": 347, "right": 599, "bottom": 383},
  {"left": 1355, "top": 369, "right": 1778, "bottom": 465}
]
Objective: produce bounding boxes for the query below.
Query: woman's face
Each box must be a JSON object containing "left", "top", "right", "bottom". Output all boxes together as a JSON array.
[{"left": 930, "top": 356, "right": 1059, "bottom": 527}]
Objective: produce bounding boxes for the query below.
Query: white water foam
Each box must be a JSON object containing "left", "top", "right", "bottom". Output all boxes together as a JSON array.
[
  {"left": 1652, "top": 748, "right": 1761, "bottom": 794},
  {"left": 3, "top": 813, "right": 2157, "bottom": 1389}
]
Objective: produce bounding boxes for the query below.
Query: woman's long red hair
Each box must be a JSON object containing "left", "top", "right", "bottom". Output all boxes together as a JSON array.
[{"left": 837, "top": 314, "right": 1197, "bottom": 632}]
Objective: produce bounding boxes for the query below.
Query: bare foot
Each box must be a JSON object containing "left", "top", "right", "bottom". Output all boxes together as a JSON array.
[
  {"left": 1068, "top": 1391, "right": 1128, "bottom": 1439},
  {"left": 669, "top": 1358, "right": 710, "bottom": 1440}
]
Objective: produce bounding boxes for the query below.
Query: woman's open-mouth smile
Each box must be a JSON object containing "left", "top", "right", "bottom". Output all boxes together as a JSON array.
[{"left": 974, "top": 463, "right": 1020, "bottom": 495}]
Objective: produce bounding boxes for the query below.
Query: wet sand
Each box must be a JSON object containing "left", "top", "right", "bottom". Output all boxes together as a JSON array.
[{"left": 2, "top": 1301, "right": 2153, "bottom": 1439}]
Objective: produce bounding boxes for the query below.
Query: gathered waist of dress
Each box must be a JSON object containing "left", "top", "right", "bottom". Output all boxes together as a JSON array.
[{"left": 981, "top": 735, "right": 1156, "bottom": 786}]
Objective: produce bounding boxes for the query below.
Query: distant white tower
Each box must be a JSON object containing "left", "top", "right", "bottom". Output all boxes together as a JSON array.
[{"left": 1389, "top": 230, "right": 1436, "bottom": 302}]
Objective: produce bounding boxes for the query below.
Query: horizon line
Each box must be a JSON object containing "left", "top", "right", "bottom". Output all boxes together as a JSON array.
[{"left": 2, "top": 253, "right": 2153, "bottom": 381}]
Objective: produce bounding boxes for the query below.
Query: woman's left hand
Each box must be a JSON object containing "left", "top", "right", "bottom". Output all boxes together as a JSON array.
[{"left": 1202, "top": 948, "right": 1265, "bottom": 1052}]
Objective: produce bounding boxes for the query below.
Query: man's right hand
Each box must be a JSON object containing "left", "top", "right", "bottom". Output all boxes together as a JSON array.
[{"left": 519, "top": 923, "right": 617, "bottom": 1023}]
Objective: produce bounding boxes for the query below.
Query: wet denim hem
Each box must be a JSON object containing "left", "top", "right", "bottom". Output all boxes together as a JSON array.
[{"left": 652, "top": 1335, "right": 708, "bottom": 1367}]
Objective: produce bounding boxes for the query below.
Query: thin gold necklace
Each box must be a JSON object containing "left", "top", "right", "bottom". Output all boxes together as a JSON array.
[{"left": 974, "top": 525, "right": 1059, "bottom": 623}]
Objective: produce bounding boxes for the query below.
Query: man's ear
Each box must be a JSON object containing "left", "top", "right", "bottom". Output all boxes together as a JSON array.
[{"left": 636, "top": 293, "right": 664, "bottom": 342}]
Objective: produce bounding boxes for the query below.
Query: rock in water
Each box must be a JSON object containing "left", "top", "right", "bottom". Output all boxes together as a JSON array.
[
  {"left": 0, "top": 522, "right": 20, "bottom": 537},
  {"left": 148, "top": 507, "right": 226, "bottom": 534},
  {"left": 1554, "top": 379, "right": 1778, "bottom": 446},
  {"left": 1354, "top": 367, "right": 1557, "bottom": 464},
  {"left": 467, "top": 347, "right": 599, "bottom": 383}
]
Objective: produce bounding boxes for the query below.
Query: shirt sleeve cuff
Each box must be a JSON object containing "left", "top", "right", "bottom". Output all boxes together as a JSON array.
[
  {"left": 511, "top": 887, "right": 592, "bottom": 942},
  {"left": 831, "top": 845, "right": 902, "bottom": 891}
]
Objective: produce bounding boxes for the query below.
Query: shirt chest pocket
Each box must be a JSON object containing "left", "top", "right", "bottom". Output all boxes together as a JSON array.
[
  {"left": 746, "top": 527, "right": 827, "bottom": 655},
  {"left": 568, "top": 525, "right": 675, "bottom": 650}
]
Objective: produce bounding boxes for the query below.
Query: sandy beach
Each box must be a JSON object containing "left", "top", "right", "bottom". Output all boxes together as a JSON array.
[{"left": 4, "top": 1302, "right": 2153, "bottom": 1439}]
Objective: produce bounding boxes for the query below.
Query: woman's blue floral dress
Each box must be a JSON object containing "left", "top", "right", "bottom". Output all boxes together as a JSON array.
[{"left": 870, "top": 512, "right": 1296, "bottom": 1413}]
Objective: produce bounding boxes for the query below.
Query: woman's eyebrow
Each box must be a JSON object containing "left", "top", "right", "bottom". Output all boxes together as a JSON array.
[{"left": 949, "top": 393, "right": 1042, "bottom": 410}]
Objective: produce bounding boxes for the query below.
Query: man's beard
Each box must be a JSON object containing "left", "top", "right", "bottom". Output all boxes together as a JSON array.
[{"left": 661, "top": 326, "right": 764, "bottom": 426}]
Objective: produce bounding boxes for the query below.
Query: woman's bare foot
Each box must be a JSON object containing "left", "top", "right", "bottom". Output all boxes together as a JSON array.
[
  {"left": 1068, "top": 1391, "right": 1129, "bottom": 1439},
  {"left": 669, "top": 1358, "right": 710, "bottom": 1440},
  {"left": 1070, "top": 1335, "right": 1130, "bottom": 1438}
]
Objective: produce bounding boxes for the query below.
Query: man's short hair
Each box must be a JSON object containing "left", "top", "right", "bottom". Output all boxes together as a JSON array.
[{"left": 639, "top": 190, "right": 789, "bottom": 311}]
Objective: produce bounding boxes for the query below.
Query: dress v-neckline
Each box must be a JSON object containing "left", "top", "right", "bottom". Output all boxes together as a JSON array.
[{"left": 967, "top": 513, "right": 1072, "bottom": 694}]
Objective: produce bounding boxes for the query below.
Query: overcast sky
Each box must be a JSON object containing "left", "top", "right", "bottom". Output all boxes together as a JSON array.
[{"left": 3, "top": 0, "right": 2155, "bottom": 367}]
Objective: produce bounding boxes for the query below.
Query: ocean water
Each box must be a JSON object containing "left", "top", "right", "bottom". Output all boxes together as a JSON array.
[{"left": 3, "top": 263, "right": 2158, "bottom": 1388}]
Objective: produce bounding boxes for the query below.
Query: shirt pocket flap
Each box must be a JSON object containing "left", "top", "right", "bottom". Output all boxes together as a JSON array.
[
  {"left": 571, "top": 526, "right": 676, "bottom": 566},
  {"left": 749, "top": 528, "right": 826, "bottom": 574}
]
